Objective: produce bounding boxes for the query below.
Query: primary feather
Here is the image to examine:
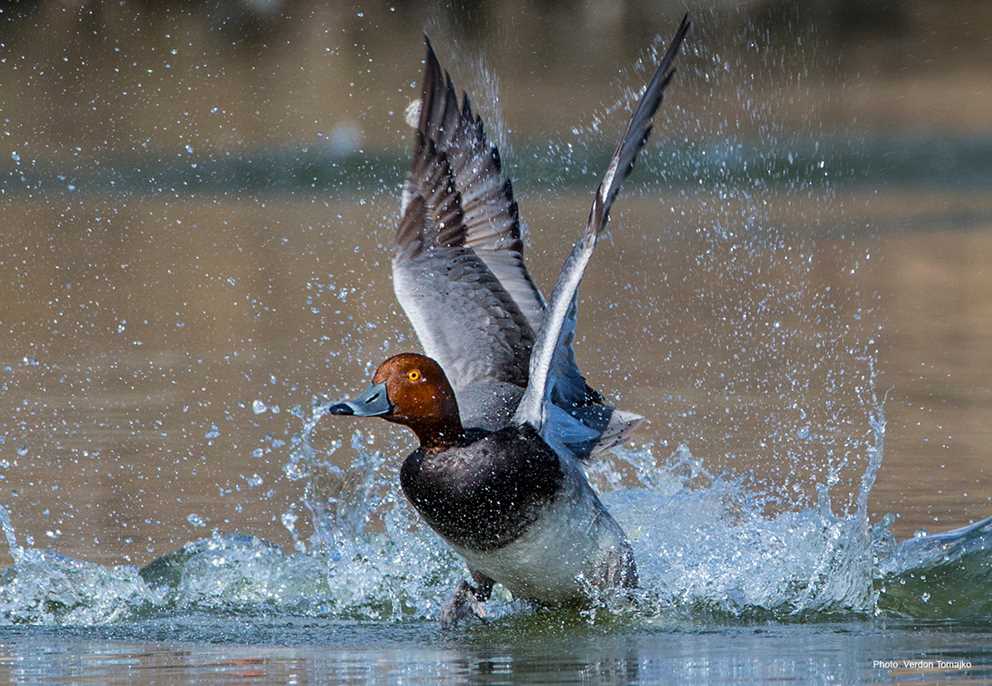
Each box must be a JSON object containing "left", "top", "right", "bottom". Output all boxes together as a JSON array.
[{"left": 514, "top": 14, "right": 691, "bottom": 432}]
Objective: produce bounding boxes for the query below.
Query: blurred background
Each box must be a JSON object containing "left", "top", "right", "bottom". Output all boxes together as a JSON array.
[{"left": 0, "top": 0, "right": 989, "bottom": 565}]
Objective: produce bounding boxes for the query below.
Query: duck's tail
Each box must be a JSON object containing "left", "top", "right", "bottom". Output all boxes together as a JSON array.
[
  {"left": 590, "top": 408, "right": 645, "bottom": 456},
  {"left": 549, "top": 403, "right": 645, "bottom": 459},
  {"left": 513, "top": 14, "right": 690, "bottom": 439}
]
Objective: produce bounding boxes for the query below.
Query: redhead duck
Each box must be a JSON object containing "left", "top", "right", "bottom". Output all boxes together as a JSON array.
[{"left": 330, "top": 15, "right": 690, "bottom": 625}]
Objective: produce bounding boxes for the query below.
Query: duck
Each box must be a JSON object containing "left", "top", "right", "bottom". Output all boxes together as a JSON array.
[{"left": 328, "top": 15, "right": 691, "bottom": 626}]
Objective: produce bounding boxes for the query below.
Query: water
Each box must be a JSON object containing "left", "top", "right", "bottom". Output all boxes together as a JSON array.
[
  {"left": 0, "top": 620, "right": 987, "bottom": 684},
  {"left": 1, "top": 2, "right": 991, "bottom": 683},
  {"left": 0, "top": 411, "right": 988, "bottom": 682}
]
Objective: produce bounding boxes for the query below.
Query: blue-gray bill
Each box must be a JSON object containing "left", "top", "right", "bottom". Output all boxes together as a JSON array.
[{"left": 326, "top": 381, "right": 392, "bottom": 417}]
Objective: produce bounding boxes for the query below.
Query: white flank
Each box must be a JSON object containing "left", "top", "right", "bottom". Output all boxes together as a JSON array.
[{"left": 450, "top": 462, "right": 633, "bottom": 603}]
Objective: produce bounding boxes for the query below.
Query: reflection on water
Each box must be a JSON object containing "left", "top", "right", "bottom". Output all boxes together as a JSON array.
[{"left": 0, "top": 619, "right": 990, "bottom": 685}]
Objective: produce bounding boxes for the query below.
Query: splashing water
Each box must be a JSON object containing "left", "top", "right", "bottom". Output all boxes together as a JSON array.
[{"left": 0, "top": 366, "right": 989, "bottom": 627}]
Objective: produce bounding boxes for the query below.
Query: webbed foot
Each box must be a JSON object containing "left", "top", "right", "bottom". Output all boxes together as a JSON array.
[{"left": 439, "top": 577, "right": 491, "bottom": 629}]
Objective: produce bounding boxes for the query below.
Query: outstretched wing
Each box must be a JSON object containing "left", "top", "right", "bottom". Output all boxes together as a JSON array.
[
  {"left": 394, "top": 36, "right": 562, "bottom": 394},
  {"left": 403, "top": 36, "right": 546, "bottom": 333},
  {"left": 515, "top": 14, "right": 691, "bottom": 430},
  {"left": 394, "top": 130, "right": 533, "bottom": 389},
  {"left": 395, "top": 33, "right": 651, "bottom": 439}
]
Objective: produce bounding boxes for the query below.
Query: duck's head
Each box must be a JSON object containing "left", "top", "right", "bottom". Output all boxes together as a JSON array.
[{"left": 327, "top": 353, "right": 463, "bottom": 453}]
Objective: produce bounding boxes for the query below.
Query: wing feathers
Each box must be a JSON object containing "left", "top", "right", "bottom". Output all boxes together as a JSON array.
[
  {"left": 514, "top": 14, "right": 691, "bottom": 431},
  {"left": 393, "top": 37, "right": 545, "bottom": 392},
  {"left": 393, "top": 39, "right": 539, "bottom": 391}
]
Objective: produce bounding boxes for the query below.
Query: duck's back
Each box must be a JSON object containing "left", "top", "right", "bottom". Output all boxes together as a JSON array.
[
  {"left": 400, "top": 424, "right": 636, "bottom": 603},
  {"left": 454, "top": 381, "right": 522, "bottom": 432}
]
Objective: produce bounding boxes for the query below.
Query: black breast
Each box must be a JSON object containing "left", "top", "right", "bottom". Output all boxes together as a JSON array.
[{"left": 399, "top": 424, "right": 564, "bottom": 551}]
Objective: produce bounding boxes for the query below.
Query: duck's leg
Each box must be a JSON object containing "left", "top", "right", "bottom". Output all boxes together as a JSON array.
[{"left": 439, "top": 570, "right": 493, "bottom": 629}]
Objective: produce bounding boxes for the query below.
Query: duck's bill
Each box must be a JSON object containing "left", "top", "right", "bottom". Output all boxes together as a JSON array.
[{"left": 326, "top": 381, "right": 392, "bottom": 417}]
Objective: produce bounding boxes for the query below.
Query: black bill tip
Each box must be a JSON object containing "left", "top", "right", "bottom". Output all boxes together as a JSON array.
[{"left": 326, "top": 402, "right": 355, "bottom": 416}]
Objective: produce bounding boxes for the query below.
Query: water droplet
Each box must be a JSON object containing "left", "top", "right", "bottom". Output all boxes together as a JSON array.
[{"left": 281, "top": 511, "right": 297, "bottom": 530}]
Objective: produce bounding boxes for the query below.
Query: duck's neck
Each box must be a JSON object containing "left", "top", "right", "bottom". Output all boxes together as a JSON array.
[{"left": 409, "top": 414, "right": 467, "bottom": 455}]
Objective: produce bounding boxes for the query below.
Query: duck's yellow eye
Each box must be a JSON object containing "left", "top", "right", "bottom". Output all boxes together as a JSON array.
[{"left": 407, "top": 369, "right": 421, "bottom": 382}]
